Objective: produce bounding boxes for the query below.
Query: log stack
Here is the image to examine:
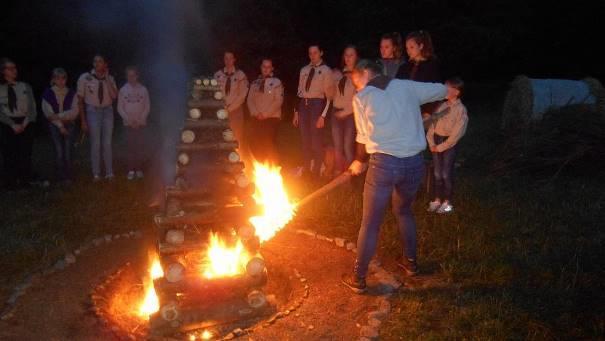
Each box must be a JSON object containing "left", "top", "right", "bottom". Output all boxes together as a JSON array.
[{"left": 150, "top": 76, "right": 272, "bottom": 336}]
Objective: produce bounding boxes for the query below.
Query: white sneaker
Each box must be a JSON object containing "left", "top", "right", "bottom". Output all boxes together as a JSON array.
[
  {"left": 127, "top": 171, "right": 135, "bottom": 180},
  {"left": 437, "top": 202, "right": 454, "bottom": 214},
  {"left": 136, "top": 170, "right": 144, "bottom": 179},
  {"left": 427, "top": 200, "right": 442, "bottom": 212},
  {"left": 93, "top": 175, "right": 101, "bottom": 183},
  {"left": 105, "top": 173, "right": 115, "bottom": 181}
]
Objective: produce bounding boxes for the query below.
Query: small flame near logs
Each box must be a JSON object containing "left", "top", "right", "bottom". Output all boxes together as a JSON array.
[
  {"left": 201, "top": 233, "right": 250, "bottom": 279},
  {"left": 138, "top": 257, "right": 164, "bottom": 318},
  {"left": 249, "top": 162, "right": 296, "bottom": 243}
]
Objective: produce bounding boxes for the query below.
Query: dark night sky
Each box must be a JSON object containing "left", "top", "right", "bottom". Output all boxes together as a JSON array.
[{"left": 1, "top": 0, "right": 604, "bottom": 98}]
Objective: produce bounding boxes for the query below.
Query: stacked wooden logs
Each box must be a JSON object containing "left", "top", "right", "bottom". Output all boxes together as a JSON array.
[{"left": 150, "top": 76, "right": 271, "bottom": 336}]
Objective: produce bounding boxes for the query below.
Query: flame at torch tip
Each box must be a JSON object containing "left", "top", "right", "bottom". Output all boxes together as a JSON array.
[{"left": 249, "top": 162, "right": 296, "bottom": 243}]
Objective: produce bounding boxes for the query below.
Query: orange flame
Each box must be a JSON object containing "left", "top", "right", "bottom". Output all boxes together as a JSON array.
[
  {"left": 201, "top": 232, "right": 250, "bottom": 279},
  {"left": 249, "top": 162, "right": 296, "bottom": 243},
  {"left": 138, "top": 257, "right": 163, "bottom": 318}
]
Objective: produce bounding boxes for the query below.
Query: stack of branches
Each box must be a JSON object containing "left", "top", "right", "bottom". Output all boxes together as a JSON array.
[{"left": 492, "top": 104, "right": 605, "bottom": 177}]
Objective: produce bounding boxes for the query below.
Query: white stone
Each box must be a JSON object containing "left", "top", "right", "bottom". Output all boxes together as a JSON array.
[
  {"left": 346, "top": 242, "right": 356, "bottom": 250},
  {"left": 64, "top": 253, "right": 76, "bottom": 264},
  {"left": 334, "top": 238, "right": 346, "bottom": 247}
]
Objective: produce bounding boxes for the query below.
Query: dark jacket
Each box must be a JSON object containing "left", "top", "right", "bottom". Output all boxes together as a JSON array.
[{"left": 395, "top": 58, "right": 441, "bottom": 83}]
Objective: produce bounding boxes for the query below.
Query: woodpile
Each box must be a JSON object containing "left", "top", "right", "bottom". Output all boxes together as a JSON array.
[{"left": 150, "top": 76, "right": 272, "bottom": 336}]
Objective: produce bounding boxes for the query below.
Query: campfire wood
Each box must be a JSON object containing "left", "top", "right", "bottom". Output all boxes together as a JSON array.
[
  {"left": 183, "top": 118, "right": 230, "bottom": 129},
  {"left": 177, "top": 141, "right": 239, "bottom": 151},
  {"left": 187, "top": 98, "right": 225, "bottom": 110},
  {"left": 149, "top": 295, "right": 274, "bottom": 337},
  {"left": 175, "top": 161, "right": 245, "bottom": 175}
]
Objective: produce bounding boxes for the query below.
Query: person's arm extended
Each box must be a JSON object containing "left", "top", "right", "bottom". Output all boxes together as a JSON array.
[
  {"left": 413, "top": 82, "right": 447, "bottom": 105},
  {"left": 436, "top": 107, "right": 468, "bottom": 152},
  {"left": 426, "top": 123, "right": 436, "bottom": 148}
]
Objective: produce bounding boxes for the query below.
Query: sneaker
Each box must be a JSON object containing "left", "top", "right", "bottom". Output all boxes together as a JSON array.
[
  {"left": 437, "top": 202, "right": 453, "bottom": 214},
  {"left": 136, "top": 170, "right": 144, "bottom": 179},
  {"left": 397, "top": 258, "right": 418, "bottom": 276},
  {"left": 105, "top": 173, "right": 115, "bottom": 181},
  {"left": 93, "top": 175, "right": 101, "bottom": 183},
  {"left": 427, "top": 200, "right": 442, "bottom": 212},
  {"left": 127, "top": 171, "right": 135, "bottom": 180},
  {"left": 341, "top": 273, "right": 367, "bottom": 294}
]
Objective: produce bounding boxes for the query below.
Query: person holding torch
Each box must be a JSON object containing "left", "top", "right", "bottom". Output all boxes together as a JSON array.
[{"left": 342, "top": 59, "right": 446, "bottom": 293}]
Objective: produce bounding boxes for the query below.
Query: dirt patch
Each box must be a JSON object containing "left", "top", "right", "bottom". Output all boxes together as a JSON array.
[{"left": 0, "top": 229, "right": 386, "bottom": 340}]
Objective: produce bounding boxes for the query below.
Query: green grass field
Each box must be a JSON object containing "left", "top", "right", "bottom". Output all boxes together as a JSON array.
[{"left": 1, "top": 83, "right": 603, "bottom": 339}]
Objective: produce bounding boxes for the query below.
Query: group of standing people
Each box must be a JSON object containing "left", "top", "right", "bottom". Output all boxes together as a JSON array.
[{"left": 0, "top": 55, "right": 150, "bottom": 189}]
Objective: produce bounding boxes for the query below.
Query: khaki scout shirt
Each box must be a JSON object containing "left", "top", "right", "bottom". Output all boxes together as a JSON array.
[
  {"left": 214, "top": 68, "right": 249, "bottom": 112},
  {"left": 247, "top": 76, "right": 284, "bottom": 119},
  {"left": 332, "top": 69, "right": 356, "bottom": 117},
  {"left": 297, "top": 62, "right": 334, "bottom": 99},
  {"left": 77, "top": 70, "right": 117, "bottom": 107},
  {"left": 0, "top": 82, "right": 37, "bottom": 127}
]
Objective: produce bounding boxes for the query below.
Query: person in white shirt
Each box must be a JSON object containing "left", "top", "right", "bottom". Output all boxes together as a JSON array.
[
  {"left": 117, "top": 66, "right": 150, "bottom": 180},
  {"left": 0, "top": 58, "right": 37, "bottom": 189},
  {"left": 214, "top": 51, "right": 249, "bottom": 148},
  {"left": 41, "top": 68, "right": 79, "bottom": 182},
  {"left": 247, "top": 58, "right": 284, "bottom": 164},
  {"left": 342, "top": 59, "right": 446, "bottom": 293},
  {"left": 426, "top": 77, "right": 468, "bottom": 214},
  {"left": 77, "top": 54, "right": 118, "bottom": 181}
]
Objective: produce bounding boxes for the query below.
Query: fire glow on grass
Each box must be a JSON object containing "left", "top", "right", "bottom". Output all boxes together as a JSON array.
[
  {"left": 249, "top": 162, "right": 296, "bottom": 243},
  {"left": 201, "top": 232, "right": 250, "bottom": 279},
  {"left": 139, "top": 257, "right": 164, "bottom": 318}
]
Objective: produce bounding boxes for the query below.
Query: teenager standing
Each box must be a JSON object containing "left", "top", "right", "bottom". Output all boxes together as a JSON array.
[
  {"left": 77, "top": 55, "right": 118, "bottom": 181},
  {"left": 292, "top": 44, "right": 334, "bottom": 179},
  {"left": 331, "top": 45, "right": 359, "bottom": 175},
  {"left": 214, "top": 51, "right": 249, "bottom": 147},
  {"left": 0, "top": 58, "right": 37, "bottom": 189},
  {"left": 342, "top": 60, "right": 446, "bottom": 293},
  {"left": 41, "top": 68, "right": 79, "bottom": 183},
  {"left": 378, "top": 32, "right": 405, "bottom": 78},
  {"left": 247, "top": 58, "right": 283, "bottom": 164},
  {"left": 117, "top": 66, "right": 150, "bottom": 180},
  {"left": 396, "top": 31, "right": 442, "bottom": 121}
]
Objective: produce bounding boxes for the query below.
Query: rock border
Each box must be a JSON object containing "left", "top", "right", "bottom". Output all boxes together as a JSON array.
[
  {"left": 0, "top": 229, "right": 144, "bottom": 321},
  {"left": 295, "top": 228, "right": 399, "bottom": 341},
  {"left": 1, "top": 227, "right": 396, "bottom": 341}
]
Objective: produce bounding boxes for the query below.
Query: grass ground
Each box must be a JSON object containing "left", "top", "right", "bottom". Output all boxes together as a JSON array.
[{"left": 1, "top": 83, "right": 603, "bottom": 339}]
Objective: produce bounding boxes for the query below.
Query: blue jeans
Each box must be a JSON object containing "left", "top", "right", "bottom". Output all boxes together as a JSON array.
[
  {"left": 432, "top": 135, "right": 456, "bottom": 202},
  {"left": 298, "top": 98, "right": 326, "bottom": 176},
  {"left": 355, "top": 153, "right": 425, "bottom": 278},
  {"left": 331, "top": 113, "right": 355, "bottom": 173},
  {"left": 86, "top": 105, "right": 114, "bottom": 176},
  {"left": 49, "top": 122, "right": 76, "bottom": 180}
]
